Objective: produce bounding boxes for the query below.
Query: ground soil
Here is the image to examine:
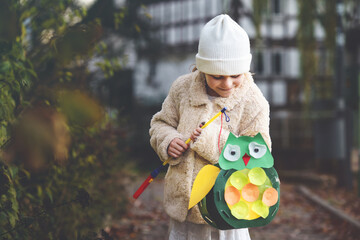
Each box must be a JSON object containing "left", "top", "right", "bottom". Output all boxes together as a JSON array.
[{"left": 106, "top": 174, "right": 360, "bottom": 240}]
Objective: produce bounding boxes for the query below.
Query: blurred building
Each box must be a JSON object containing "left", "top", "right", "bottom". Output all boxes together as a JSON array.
[
  {"left": 122, "top": 0, "right": 360, "bottom": 173},
  {"left": 130, "top": 0, "right": 318, "bottom": 167}
]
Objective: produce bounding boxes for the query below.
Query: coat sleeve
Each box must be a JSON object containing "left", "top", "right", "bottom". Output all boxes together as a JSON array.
[
  {"left": 190, "top": 121, "right": 230, "bottom": 165},
  {"left": 149, "top": 84, "right": 184, "bottom": 165},
  {"left": 239, "top": 105, "right": 272, "bottom": 151}
]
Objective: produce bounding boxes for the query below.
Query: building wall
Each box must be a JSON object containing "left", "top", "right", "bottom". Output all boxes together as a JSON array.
[
  {"left": 133, "top": 0, "right": 327, "bottom": 110},
  {"left": 134, "top": 53, "right": 195, "bottom": 105},
  {"left": 132, "top": 0, "right": 330, "bottom": 161}
]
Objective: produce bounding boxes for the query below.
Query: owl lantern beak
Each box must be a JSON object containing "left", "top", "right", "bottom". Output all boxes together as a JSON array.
[{"left": 243, "top": 153, "right": 250, "bottom": 166}]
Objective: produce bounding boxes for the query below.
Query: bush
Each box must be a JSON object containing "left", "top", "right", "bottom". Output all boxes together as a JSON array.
[
  {"left": 1, "top": 111, "right": 129, "bottom": 239},
  {"left": 0, "top": 0, "right": 134, "bottom": 238}
]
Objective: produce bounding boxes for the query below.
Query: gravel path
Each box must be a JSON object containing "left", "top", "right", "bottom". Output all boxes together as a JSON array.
[{"left": 107, "top": 177, "right": 358, "bottom": 240}]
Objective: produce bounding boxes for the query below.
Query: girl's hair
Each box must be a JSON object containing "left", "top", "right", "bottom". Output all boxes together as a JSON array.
[{"left": 190, "top": 64, "right": 197, "bottom": 72}]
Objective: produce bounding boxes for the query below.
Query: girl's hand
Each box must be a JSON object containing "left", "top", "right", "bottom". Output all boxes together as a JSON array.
[
  {"left": 190, "top": 127, "right": 203, "bottom": 142},
  {"left": 168, "top": 138, "right": 189, "bottom": 158},
  {"left": 190, "top": 122, "right": 204, "bottom": 142}
]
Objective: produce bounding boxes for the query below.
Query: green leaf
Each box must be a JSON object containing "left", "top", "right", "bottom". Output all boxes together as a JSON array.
[
  {"left": 21, "top": 169, "right": 31, "bottom": 179},
  {"left": 8, "top": 186, "right": 16, "bottom": 198},
  {"left": 27, "top": 68, "right": 37, "bottom": 78},
  {"left": 8, "top": 166, "right": 18, "bottom": 179},
  {"left": 45, "top": 188, "right": 53, "bottom": 203},
  {"left": 0, "top": 211, "right": 7, "bottom": 222},
  {"left": 11, "top": 199, "right": 19, "bottom": 212},
  {"left": 37, "top": 185, "right": 43, "bottom": 198},
  {"left": 7, "top": 211, "right": 18, "bottom": 227},
  {"left": 0, "top": 61, "right": 11, "bottom": 73}
]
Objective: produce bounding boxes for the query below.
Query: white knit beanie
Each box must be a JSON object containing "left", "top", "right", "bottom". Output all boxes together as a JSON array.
[{"left": 196, "top": 14, "right": 252, "bottom": 75}]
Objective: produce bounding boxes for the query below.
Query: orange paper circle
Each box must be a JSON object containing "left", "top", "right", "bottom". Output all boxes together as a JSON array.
[
  {"left": 241, "top": 183, "right": 260, "bottom": 202},
  {"left": 224, "top": 186, "right": 241, "bottom": 205},
  {"left": 262, "top": 187, "right": 278, "bottom": 206}
]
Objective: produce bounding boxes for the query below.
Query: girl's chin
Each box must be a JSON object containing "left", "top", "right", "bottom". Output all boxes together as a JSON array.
[{"left": 218, "top": 90, "right": 233, "bottom": 97}]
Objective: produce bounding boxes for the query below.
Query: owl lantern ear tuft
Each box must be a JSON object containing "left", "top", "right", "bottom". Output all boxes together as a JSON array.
[
  {"left": 228, "top": 132, "right": 238, "bottom": 141},
  {"left": 254, "top": 133, "right": 269, "bottom": 148},
  {"left": 254, "top": 133, "right": 264, "bottom": 141}
]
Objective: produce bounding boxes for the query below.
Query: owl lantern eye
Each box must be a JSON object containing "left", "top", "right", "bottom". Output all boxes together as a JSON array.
[
  {"left": 249, "top": 142, "right": 267, "bottom": 159},
  {"left": 223, "top": 144, "right": 241, "bottom": 162}
]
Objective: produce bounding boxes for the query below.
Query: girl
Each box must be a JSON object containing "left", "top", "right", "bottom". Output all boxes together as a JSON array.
[{"left": 149, "top": 14, "right": 271, "bottom": 240}]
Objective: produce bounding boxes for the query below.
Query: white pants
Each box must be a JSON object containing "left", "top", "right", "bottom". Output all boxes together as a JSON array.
[{"left": 168, "top": 219, "right": 251, "bottom": 240}]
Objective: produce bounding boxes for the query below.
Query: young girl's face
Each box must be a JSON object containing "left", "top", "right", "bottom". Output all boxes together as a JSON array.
[{"left": 205, "top": 74, "right": 243, "bottom": 98}]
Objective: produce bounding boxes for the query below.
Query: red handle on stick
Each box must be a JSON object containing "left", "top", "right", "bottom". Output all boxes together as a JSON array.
[{"left": 133, "top": 175, "right": 153, "bottom": 199}]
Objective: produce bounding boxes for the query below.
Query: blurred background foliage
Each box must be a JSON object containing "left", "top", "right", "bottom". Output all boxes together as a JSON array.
[
  {"left": 0, "top": 0, "right": 148, "bottom": 238},
  {"left": 1, "top": 0, "right": 358, "bottom": 238}
]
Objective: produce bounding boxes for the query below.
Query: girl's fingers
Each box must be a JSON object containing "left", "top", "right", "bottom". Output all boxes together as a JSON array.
[
  {"left": 189, "top": 126, "right": 204, "bottom": 142},
  {"left": 191, "top": 128, "right": 202, "bottom": 141},
  {"left": 172, "top": 139, "right": 188, "bottom": 152},
  {"left": 169, "top": 151, "right": 179, "bottom": 158},
  {"left": 167, "top": 125, "right": 205, "bottom": 158},
  {"left": 169, "top": 148, "right": 181, "bottom": 157},
  {"left": 176, "top": 140, "right": 189, "bottom": 150},
  {"left": 168, "top": 138, "right": 189, "bottom": 158},
  {"left": 173, "top": 144, "right": 185, "bottom": 153}
]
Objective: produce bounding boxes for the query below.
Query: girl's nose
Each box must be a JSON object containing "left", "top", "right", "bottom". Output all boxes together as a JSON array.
[{"left": 222, "top": 77, "right": 232, "bottom": 88}]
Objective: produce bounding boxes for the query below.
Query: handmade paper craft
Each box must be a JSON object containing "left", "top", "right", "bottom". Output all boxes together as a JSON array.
[
  {"left": 188, "top": 165, "right": 220, "bottom": 209},
  {"left": 189, "top": 132, "right": 280, "bottom": 230},
  {"left": 219, "top": 133, "right": 274, "bottom": 170}
]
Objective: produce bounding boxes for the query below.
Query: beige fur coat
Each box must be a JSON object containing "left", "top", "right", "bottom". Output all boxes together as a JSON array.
[{"left": 149, "top": 70, "right": 271, "bottom": 224}]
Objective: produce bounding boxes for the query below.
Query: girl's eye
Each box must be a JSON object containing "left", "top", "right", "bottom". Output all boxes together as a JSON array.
[
  {"left": 212, "top": 75, "right": 223, "bottom": 80},
  {"left": 249, "top": 142, "right": 267, "bottom": 159},
  {"left": 211, "top": 75, "right": 240, "bottom": 79},
  {"left": 223, "top": 144, "right": 241, "bottom": 162}
]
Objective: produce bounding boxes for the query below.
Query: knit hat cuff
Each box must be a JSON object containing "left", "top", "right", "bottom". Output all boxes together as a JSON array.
[{"left": 196, "top": 53, "right": 252, "bottom": 75}]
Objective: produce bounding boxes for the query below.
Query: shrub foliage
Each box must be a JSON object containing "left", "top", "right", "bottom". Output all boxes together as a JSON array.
[{"left": 0, "top": 0, "right": 131, "bottom": 238}]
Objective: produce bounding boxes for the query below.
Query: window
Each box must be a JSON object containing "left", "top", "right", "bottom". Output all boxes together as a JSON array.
[
  {"left": 272, "top": 0, "right": 282, "bottom": 15},
  {"left": 271, "top": 80, "right": 287, "bottom": 106},
  {"left": 255, "top": 51, "right": 264, "bottom": 75},
  {"left": 272, "top": 52, "right": 282, "bottom": 75},
  {"left": 256, "top": 81, "right": 270, "bottom": 101}
]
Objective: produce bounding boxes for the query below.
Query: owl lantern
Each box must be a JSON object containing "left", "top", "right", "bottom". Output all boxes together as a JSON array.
[{"left": 189, "top": 133, "right": 280, "bottom": 230}]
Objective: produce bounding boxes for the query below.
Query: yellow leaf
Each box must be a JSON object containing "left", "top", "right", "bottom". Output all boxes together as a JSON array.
[
  {"left": 188, "top": 165, "right": 220, "bottom": 209},
  {"left": 134, "top": 24, "right": 141, "bottom": 33}
]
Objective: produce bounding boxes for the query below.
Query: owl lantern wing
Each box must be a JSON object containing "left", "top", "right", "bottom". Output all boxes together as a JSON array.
[{"left": 188, "top": 165, "right": 220, "bottom": 209}]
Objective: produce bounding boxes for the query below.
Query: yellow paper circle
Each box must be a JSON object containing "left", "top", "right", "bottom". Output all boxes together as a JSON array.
[
  {"left": 229, "top": 171, "right": 249, "bottom": 190},
  {"left": 251, "top": 200, "right": 269, "bottom": 218},
  {"left": 248, "top": 167, "right": 266, "bottom": 186},
  {"left": 231, "top": 201, "right": 249, "bottom": 219}
]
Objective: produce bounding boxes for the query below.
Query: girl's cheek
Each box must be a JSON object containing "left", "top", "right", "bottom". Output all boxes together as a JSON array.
[{"left": 234, "top": 79, "right": 242, "bottom": 87}]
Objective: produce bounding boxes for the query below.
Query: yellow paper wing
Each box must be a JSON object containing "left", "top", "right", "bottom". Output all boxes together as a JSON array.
[{"left": 188, "top": 165, "right": 220, "bottom": 209}]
